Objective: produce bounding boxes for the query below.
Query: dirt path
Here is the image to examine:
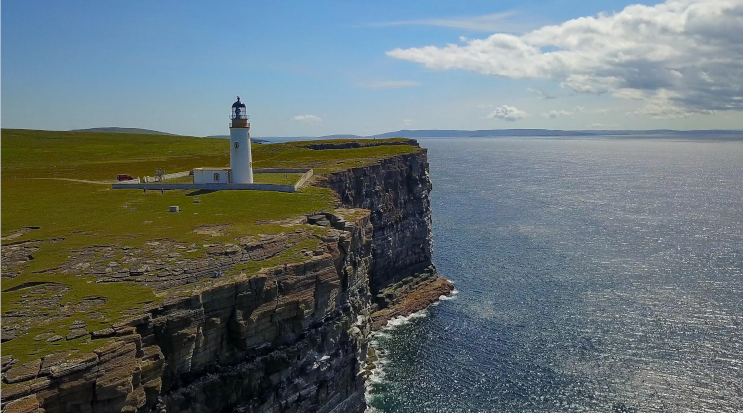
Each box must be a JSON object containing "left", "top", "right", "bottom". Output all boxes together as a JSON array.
[{"left": 28, "top": 177, "right": 117, "bottom": 185}]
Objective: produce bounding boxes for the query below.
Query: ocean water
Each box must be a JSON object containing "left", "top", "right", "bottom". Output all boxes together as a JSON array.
[{"left": 366, "top": 137, "right": 743, "bottom": 413}]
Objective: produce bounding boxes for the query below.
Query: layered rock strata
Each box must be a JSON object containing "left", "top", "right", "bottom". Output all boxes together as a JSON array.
[
  {"left": 2, "top": 147, "right": 452, "bottom": 413},
  {"left": 318, "top": 149, "right": 453, "bottom": 315},
  {"left": 3, "top": 212, "right": 374, "bottom": 413}
]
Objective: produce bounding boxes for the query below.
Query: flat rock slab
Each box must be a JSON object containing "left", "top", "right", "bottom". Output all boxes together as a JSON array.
[{"left": 5, "top": 359, "right": 41, "bottom": 384}]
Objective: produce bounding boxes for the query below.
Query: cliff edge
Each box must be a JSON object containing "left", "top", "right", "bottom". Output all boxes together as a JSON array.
[{"left": 1, "top": 133, "right": 452, "bottom": 413}]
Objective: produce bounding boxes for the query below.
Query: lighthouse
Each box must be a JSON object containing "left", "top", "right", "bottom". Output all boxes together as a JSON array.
[{"left": 229, "top": 96, "right": 253, "bottom": 183}]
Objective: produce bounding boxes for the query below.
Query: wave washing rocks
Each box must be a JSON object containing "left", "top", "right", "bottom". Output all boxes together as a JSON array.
[{"left": 1, "top": 143, "right": 452, "bottom": 413}]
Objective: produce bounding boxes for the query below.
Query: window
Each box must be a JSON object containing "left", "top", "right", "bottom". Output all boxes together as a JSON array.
[
  {"left": 213, "top": 173, "right": 220, "bottom": 182},
  {"left": 234, "top": 142, "right": 240, "bottom": 149}
]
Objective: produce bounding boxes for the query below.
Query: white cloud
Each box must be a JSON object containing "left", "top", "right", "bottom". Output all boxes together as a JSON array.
[
  {"left": 542, "top": 109, "right": 574, "bottom": 118},
  {"left": 367, "top": 12, "right": 539, "bottom": 33},
  {"left": 527, "top": 88, "right": 558, "bottom": 100},
  {"left": 540, "top": 105, "right": 606, "bottom": 118},
  {"left": 628, "top": 90, "right": 716, "bottom": 118},
  {"left": 403, "top": 119, "right": 414, "bottom": 127},
  {"left": 360, "top": 80, "right": 420, "bottom": 89},
  {"left": 587, "top": 122, "right": 619, "bottom": 128},
  {"left": 387, "top": 0, "right": 743, "bottom": 116},
  {"left": 487, "top": 105, "right": 527, "bottom": 121},
  {"left": 293, "top": 115, "right": 323, "bottom": 125},
  {"left": 631, "top": 103, "right": 714, "bottom": 118}
]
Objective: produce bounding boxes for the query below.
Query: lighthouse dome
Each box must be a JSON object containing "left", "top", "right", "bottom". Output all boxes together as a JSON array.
[{"left": 232, "top": 96, "right": 246, "bottom": 108}]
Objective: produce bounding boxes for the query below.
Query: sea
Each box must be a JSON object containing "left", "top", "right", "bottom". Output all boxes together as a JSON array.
[{"left": 365, "top": 136, "right": 743, "bottom": 413}]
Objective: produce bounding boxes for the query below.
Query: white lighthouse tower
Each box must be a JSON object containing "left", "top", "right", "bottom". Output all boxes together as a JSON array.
[{"left": 229, "top": 96, "right": 253, "bottom": 183}]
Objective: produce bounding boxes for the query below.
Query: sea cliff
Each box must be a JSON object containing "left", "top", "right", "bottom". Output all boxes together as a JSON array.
[{"left": 1, "top": 140, "right": 452, "bottom": 413}]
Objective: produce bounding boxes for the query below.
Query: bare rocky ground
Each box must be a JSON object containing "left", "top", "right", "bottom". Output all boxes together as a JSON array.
[{"left": 1, "top": 216, "right": 332, "bottom": 352}]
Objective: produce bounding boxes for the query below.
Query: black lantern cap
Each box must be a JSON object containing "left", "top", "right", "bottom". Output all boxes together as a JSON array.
[{"left": 232, "top": 96, "right": 246, "bottom": 108}]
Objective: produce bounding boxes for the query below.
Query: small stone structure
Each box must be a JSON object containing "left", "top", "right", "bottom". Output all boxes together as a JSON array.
[{"left": 193, "top": 168, "right": 229, "bottom": 184}]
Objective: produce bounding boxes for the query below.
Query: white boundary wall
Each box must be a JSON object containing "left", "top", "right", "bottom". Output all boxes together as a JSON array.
[
  {"left": 253, "top": 168, "right": 312, "bottom": 173},
  {"left": 114, "top": 168, "right": 313, "bottom": 192},
  {"left": 143, "top": 171, "right": 191, "bottom": 183},
  {"left": 294, "top": 169, "right": 314, "bottom": 190},
  {"left": 112, "top": 183, "right": 296, "bottom": 192}
]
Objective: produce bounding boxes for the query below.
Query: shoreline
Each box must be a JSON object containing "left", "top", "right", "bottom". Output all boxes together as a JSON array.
[{"left": 370, "top": 271, "right": 455, "bottom": 330}]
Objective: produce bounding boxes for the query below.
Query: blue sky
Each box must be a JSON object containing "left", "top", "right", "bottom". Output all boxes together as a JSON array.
[{"left": 3, "top": 0, "right": 742, "bottom": 136}]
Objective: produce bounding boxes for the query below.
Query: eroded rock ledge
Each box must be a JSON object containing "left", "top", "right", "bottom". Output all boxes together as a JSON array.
[{"left": 2, "top": 148, "right": 452, "bottom": 413}]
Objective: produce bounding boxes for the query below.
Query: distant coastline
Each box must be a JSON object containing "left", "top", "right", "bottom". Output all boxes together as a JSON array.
[
  {"left": 365, "top": 129, "right": 743, "bottom": 139},
  {"left": 269, "top": 129, "right": 743, "bottom": 142},
  {"left": 70, "top": 126, "right": 743, "bottom": 141}
]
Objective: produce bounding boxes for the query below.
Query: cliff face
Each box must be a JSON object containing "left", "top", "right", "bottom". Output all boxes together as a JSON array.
[
  {"left": 2, "top": 149, "right": 452, "bottom": 413},
  {"left": 319, "top": 151, "right": 453, "bottom": 328},
  {"left": 320, "top": 151, "right": 433, "bottom": 294}
]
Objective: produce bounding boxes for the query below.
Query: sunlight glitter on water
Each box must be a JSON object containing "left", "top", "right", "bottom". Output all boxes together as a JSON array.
[{"left": 366, "top": 137, "right": 743, "bottom": 413}]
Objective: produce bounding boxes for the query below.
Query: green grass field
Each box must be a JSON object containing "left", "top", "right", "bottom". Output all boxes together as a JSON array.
[
  {"left": 1, "top": 129, "right": 420, "bottom": 363},
  {"left": 253, "top": 172, "right": 304, "bottom": 185}
]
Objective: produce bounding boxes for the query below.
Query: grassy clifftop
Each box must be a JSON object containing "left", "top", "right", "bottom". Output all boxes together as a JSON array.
[
  {"left": 2, "top": 129, "right": 419, "bottom": 241},
  {"left": 2, "top": 129, "right": 419, "bottom": 179},
  {"left": 1, "top": 129, "right": 420, "bottom": 363}
]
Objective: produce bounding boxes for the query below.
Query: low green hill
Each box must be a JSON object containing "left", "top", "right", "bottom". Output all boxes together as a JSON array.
[{"left": 70, "top": 127, "right": 177, "bottom": 135}]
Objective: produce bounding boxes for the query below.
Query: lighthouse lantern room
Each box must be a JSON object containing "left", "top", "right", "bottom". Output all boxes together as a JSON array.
[{"left": 229, "top": 96, "right": 253, "bottom": 184}]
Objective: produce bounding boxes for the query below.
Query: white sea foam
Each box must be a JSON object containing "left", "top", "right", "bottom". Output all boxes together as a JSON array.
[
  {"left": 370, "top": 331, "right": 390, "bottom": 343},
  {"left": 364, "top": 346, "right": 389, "bottom": 395},
  {"left": 365, "top": 286, "right": 457, "bottom": 407},
  {"left": 381, "top": 309, "right": 428, "bottom": 330},
  {"left": 440, "top": 288, "right": 459, "bottom": 300},
  {"left": 365, "top": 313, "right": 429, "bottom": 399},
  {"left": 367, "top": 368, "right": 387, "bottom": 384}
]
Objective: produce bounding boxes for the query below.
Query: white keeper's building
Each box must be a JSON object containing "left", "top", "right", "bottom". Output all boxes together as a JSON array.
[{"left": 193, "top": 96, "right": 254, "bottom": 184}]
